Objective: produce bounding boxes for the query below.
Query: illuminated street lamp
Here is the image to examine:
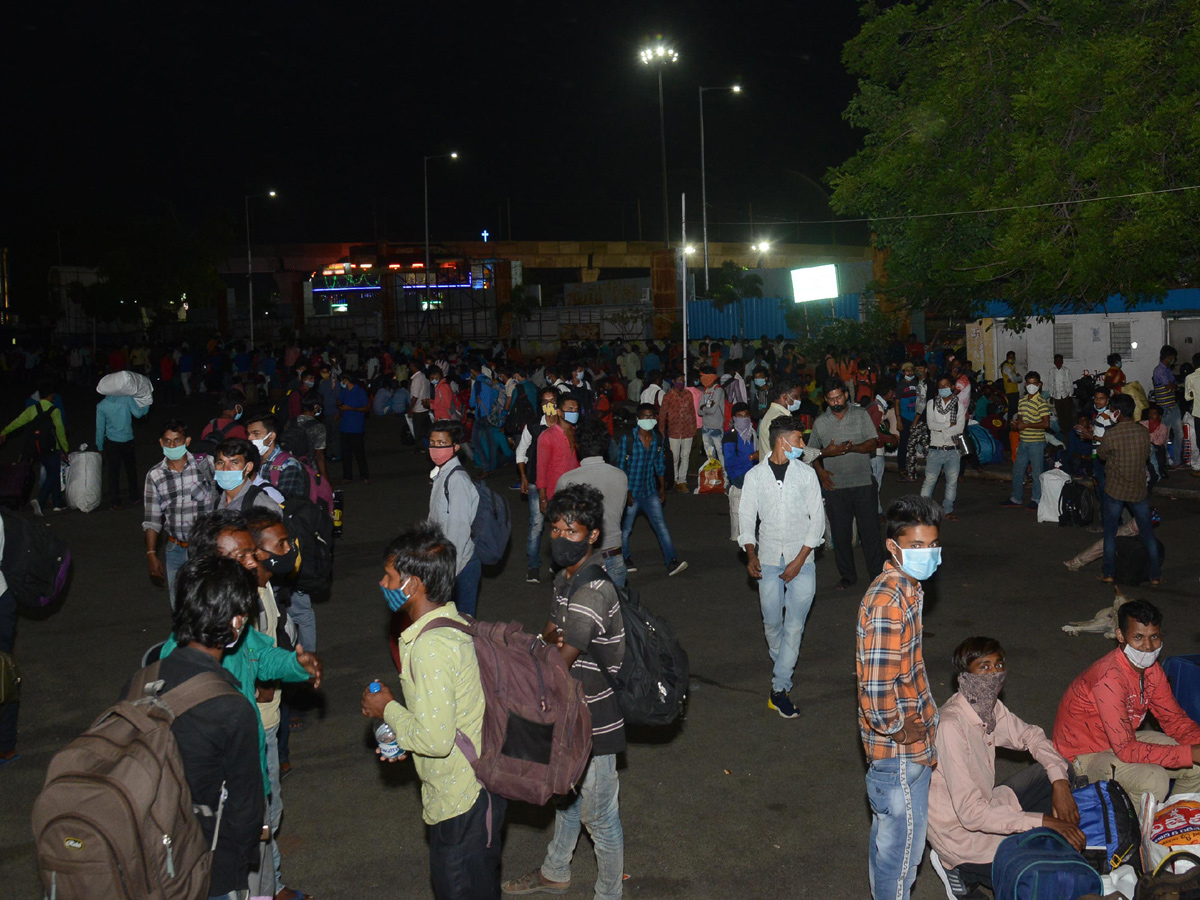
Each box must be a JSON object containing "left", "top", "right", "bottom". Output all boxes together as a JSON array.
[
  {"left": 699, "top": 84, "right": 741, "bottom": 291},
  {"left": 641, "top": 40, "right": 679, "bottom": 248},
  {"left": 245, "top": 189, "right": 277, "bottom": 347},
  {"left": 424, "top": 152, "right": 458, "bottom": 308}
]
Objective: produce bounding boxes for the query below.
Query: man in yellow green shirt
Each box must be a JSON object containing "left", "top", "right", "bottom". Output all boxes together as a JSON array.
[
  {"left": 360, "top": 522, "right": 502, "bottom": 900},
  {"left": 0, "top": 381, "right": 70, "bottom": 514},
  {"left": 1001, "top": 371, "right": 1051, "bottom": 510}
]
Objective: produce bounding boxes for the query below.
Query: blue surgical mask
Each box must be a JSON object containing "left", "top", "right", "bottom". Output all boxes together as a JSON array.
[
  {"left": 382, "top": 577, "right": 412, "bottom": 612},
  {"left": 162, "top": 444, "right": 187, "bottom": 460},
  {"left": 754, "top": 377, "right": 767, "bottom": 387},
  {"left": 563, "top": 410, "right": 580, "bottom": 424},
  {"left": 637, "top": 419, "right": 657, "bottom": 431},
  {"left": 938, "top": 387, "right": 952, "bottom": 398},
  {"left": 233, "top": 408, "right": 243, "bottom": 420},
  {"left": 784, "top": 441, "right": 804, "bottom": 461},
  {"left": 891, "top": 543, "right": 942, "bottom": 581},
  {"left": 788, "top": 399, "right": 801, "bottom": 412},
  {"left": 215, "top": 469, "right": 246, "bottom": 491}
]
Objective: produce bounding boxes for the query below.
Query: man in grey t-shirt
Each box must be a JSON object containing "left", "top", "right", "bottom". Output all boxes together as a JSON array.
[
  {"left": 808, "top": 379, "right": 885, "bottom": 589},
  {"left": 556, "top": 418, "right": 630, "bottom": 586}
]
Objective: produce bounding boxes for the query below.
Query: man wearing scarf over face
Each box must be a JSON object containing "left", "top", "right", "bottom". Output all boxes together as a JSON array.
[{"left": 927, "top": 637, "right": 1082, "bottom": 894}]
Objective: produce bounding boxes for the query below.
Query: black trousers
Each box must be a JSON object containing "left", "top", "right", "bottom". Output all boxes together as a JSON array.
[
  {"left": 0, "top": 588, "right": 17, "bottom": 753},
  {"left": 104, "top": 440, "right": 137, "bottom": 505},
  {"left": 429, "top": 789, "right": 506, "bottom": 900},
  {"left": 956, "top": 764, "right": 1055, "bottom": 889},
  {"left": 824, "top": 483, "right": 885, "bottom": 586},
  {"left": 340, "top": 431, "right": 369, "bottom": 480},
  {"left": 412, "top": 411, "right": 432, "bottom": 449}
]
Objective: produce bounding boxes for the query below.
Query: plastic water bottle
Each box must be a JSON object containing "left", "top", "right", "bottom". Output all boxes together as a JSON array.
[{"left": 368, "top": 681, "right": 402, "bottom": 759}]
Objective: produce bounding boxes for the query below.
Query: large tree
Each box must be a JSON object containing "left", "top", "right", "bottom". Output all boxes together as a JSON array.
[{"left": 829, "top": 0, "right": 1200, "bottom": 326}]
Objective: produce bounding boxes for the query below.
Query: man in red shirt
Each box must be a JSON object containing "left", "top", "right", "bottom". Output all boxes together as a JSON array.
[
  {"left": 535, "top": 394, "right": 579, "bottom": 515},
  {"left": 1053, "top": 599, "right": 1200, "bottom": 804}
]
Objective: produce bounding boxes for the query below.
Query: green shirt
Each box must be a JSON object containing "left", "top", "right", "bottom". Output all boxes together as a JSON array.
[
  {"left": 384, "top": 602, "right": 484, "bottom": 825},
  {"left": 1016, "top": 392, "right": 1051, "bottom": 443},
  {"left": 2, "top": 399, "right": 68, "bottom": 453}
]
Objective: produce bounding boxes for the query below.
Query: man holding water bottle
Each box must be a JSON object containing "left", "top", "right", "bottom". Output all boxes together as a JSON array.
[{"left": 360, "top": 521, "right": 504, "bottom": 900}]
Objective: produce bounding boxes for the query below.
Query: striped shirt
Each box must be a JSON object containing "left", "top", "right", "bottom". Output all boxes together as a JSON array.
[
  {"left": 553, "top": 555, "right": 626, "bottom": 755},
  {"left": 857, "top": 562, "right": 939, "bottom": 766},
  {"left": 142, "top": 453, "right": 217, "bottom": 542},
  {"left": 1016, "top": 391, "right": 1051, "bottom": 443},
  {"left": 1152, "top": 362, "right": 1178, "bottom": 409}
]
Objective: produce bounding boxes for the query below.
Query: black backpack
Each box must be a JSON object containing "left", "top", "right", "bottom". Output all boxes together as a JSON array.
[
  {"left": 0, "top": 509, "right": 72, "bottom": 609},
  {"left": 569, "top": 564, "right": 689, "bottom": 727},
  {"left": 246, "top": 485, "right": 335, "bottom": 595},
  {"left": 278, "top": 420, "right": 314, "bottom": 464},
  {"left": 24, "top": 400, "right": 59, "bottom": 459},
  {"left": 191, "top": 418, "right": 236, "bottom": 459},
  {"left": 1114, "top": 536, "right": 1167, "bottom": 587},
  {"left": 1059, "top": 482, "right": 1096, "bottom": 527}
]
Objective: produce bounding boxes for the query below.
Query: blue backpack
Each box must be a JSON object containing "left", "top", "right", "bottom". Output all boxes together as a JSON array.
[
  {"left": 1072, "top": 780, "right": 1142, "bottom": 874},
  {"left": 992, "top": 827, "right": 1101, "bottom": 900},
  {"left": 445, "top": 469, "right": 511, "bottom": 566}
]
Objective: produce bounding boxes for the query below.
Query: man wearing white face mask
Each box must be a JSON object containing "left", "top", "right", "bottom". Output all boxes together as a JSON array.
[
  {"left": 245, "top": 412, "right": 306, "bottom": 501},
  {"left": 1054, "top": 599, "right": 1200, "bottom": 805},
  {"left": 1001, "top": 372, "right": 1050, "bottom": 510}
]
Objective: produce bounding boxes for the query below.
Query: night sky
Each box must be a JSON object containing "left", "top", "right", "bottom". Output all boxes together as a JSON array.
[{"left": 3, "top": 1, "right": 863, "bottom": 296}]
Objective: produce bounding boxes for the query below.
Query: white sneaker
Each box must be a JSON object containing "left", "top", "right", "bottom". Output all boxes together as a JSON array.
[{"left": 29, "top": 499, "right": 43, "bottom": 517}]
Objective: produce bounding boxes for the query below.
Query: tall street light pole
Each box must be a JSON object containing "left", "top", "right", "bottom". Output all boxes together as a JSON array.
[
  {"left": 641, "top": 41, "right": 678, "bottom": 248},
  {"left": 244, "top": 190, "right": 276, "bottom": 347},
  {"left": 699, "top": 84, "right": 740, "bottom": 293},
  {"left": 424, "top": 152, "right": 458, "bottom": 311}
]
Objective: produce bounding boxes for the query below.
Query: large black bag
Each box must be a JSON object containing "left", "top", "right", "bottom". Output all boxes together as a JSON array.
[
  {"left": 245, "top": 487, "right": 333, "bottom": 594},
  {"left": 23, "top": 401, "right": 59, "bottom": 459},
  {"left": 570, "top": 564, "right": 689, "bottom": 727},
  {"left": 0, "top": 510, "right": 71, "bottom": 608},
  {"left": 1059, "top": 481, "right": 1096, "bottom": 527},
  {"left": 190, "top": 418, "right": 236, "bottom": 459},
  {"left": 1114, "top": 536, "right": 1166, "bottom": 587}
]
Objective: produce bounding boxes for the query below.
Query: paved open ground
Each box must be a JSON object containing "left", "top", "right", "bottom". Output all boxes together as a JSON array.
[{"left": 1, "top": 392, "right": 1197, "bottom": 900}]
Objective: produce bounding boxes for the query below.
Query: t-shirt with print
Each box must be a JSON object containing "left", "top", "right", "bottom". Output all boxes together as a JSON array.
[{"left": 553, "top": 555, "right": 626, "bottom": 755}]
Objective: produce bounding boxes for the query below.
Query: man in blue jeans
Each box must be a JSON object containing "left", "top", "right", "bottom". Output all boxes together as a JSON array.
[
  {"left": 738, "top": 415, "right": 825, "bottom": 719},
  {"left": 1001, "top": 372, "right": 1050, "bottom": 510},
  {"left": 617, "top": 403, "right": 687, "bottom": 577},
  {"left": 515, "top": 387, "right": 560, "bottom": 583}
]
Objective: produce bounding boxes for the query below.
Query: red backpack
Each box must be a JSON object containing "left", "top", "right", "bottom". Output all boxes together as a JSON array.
[
  {"left": 262, "top": 448, "right": 334, "bottom": 516},
  {"left": 416, "top": 617, "right": 592, "bottom": 806}
]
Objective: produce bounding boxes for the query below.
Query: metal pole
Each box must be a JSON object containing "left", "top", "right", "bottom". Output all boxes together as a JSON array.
[
  {"left": 424, "top": 156, "right": 431, "bottom": 311},
  {"left": 681, "top": 192, "right": 688, "bottom": 383},
  {"left": 699, "top": 87, "right": 710, "bottom": 293},
  {"left": 245, "top": 195, "right": 253, "bottom": 347},
  {"left": 658, "top": 66, "right": 670, "bottom": 248}
]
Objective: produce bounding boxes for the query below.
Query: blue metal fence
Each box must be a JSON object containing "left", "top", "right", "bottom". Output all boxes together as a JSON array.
[{"left": 685, "top": 294, "right": 861, "bottom": 340}]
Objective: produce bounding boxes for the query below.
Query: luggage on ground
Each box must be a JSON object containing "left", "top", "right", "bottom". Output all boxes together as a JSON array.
[
  {"left": 696, "top": 457, "right": 725, "bottom": 495},
  {"left": 1059, "top": 481, "right": 1097, "bottom": 527},
  {"left": 31, "top": 663, "right": 240, "bottom": 900},
  {"left": 992, "top": 826, "right": 1102, "bottom": 900},
  {"left": 444, "top": 469, "right": 511, "bottom": 565},
  {"left": 570, "top": 564, "right": 690, "bottom": 727},
  {"left": 1133, "top": 850, "right": 1200, "bottom": 900},
  {"left": 0, "top": 461, "right": 35, "bottom": 509},
  {"left": 65, "top": 444, "right": 103, "bottom": 513},
  {"left": 1141, "top": 792, "right": 1200, "bottom": 875},
  {"left": 1073, "top": 779, "right": 1142, "bottom": 874},
  {"left": 1114, "top": 536, "right": 1166, "bottom": 586},
  {"left": 415, "top": 616, "right": 592, "bottom": 806},
  {"left": 1038, "top": 467, "right": 1071, "bottom": 524},
  {"left": 0, "top": 510, "right": 71, "bottom": 608},
  {"left": 1163, "top": 655, "right": 1200, "bottom": 725}
]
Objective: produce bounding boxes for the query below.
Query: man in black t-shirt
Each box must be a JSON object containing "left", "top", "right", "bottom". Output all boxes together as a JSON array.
[{"left": 502, "top": 484, "right": 626, "bottom": 900}]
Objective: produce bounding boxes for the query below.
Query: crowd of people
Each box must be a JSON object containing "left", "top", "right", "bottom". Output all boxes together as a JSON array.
[{"left": 2, "top": 327, "right": 1198, "bottom": 900}]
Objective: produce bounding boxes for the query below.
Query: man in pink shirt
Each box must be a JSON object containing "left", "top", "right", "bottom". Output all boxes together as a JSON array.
[
  {"left": 1053, "top": 599, "right": 1200, "bottom": 804},
  {"left": 928, "top": 637, "right": 1082, "bottom": 892},
  {"left": 535, "top": 394, "right": 579, "bottom": 514}
]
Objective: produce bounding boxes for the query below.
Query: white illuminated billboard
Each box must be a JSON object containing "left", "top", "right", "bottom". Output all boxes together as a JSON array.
[{"left": 790, "top": 264, "right": 839, "bottom": 303}]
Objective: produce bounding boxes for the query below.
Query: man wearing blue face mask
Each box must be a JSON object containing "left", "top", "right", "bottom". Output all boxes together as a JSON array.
[
  {"left": 921, "top": 375, "right": 967, "bottom": 521},
  {"left": 857, "top": 495, "right": 943, "bottom": 900},
  {"left": 739, "top": 416, "right": 824, "bottom": 719},
  {"left": 213, "top": 438, "right": 284, "bottom": 514}
]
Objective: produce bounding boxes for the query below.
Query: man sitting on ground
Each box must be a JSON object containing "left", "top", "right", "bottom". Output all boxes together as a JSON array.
[
  {"left": 929, "top": 637, "right": 1083, "bottom": 893},
  {"left": 1053, "top": 599, "right": 1200, "bottom": 804}
]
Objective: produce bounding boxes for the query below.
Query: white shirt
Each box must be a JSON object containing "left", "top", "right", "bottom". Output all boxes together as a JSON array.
[
  {"left": 640, "top": 384, "right": 664, "bottom": 407},
  {"left": 1048, "top": 365, "right": 1072, "bottom": 400},
  {"left": 410, "top": 370, "right": 431, "bottom": 412},
  {"left": 925, "top": 398, "right": 967, "bottom": 448},
  {"left": 737, "top": 457, "right": 825, "bottom": 563},
  {"left": 515, "top": 415, "right": 548, "bottom": 465},
  {"left": 1184, "top": 369, "right": 1200, "bottom": 417}
]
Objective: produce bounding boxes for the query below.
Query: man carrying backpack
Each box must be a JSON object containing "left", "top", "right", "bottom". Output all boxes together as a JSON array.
[
  {"left": 198, "top": 393, "right": 249, "bottom": 455},
  {"left": 502, "top": 484, "right": 625, "bottom": 900},
  {"left": 360, "top": 521, "right": 502, "bottom": 900},
  {"left": 428, "top": 421, "right": 481, "bottom": 616},
  {"left": 0, "top": 381, "right": 70, "bottom": 516}
]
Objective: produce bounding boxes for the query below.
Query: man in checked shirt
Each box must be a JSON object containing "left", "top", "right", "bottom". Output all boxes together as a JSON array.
[
  {"left": 143, "top": 419, "right": 217, "bottom": 607},
  {"left": 857, "top": 495, "right": 942, "bottom": 900}
]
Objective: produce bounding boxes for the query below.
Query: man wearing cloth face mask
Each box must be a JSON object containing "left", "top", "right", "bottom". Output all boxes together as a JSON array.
[
  {"left": 696, "top": 365, "right": 726, "bottom": 467},
  {"left": 928, "top": 637, "right": 1082, "bottom": 893},
  {"left": 143, "top": 419, "right": 218, "bottom": 607},
  {"left": 856, "top": 495, "right": 942, "bottom": 900},
  {"left": 427, "top": 421, "right": 483, "bottom": 617},
  {"left": 1054, "top": 599, "right": 1200, "bottom": 805},
  {"left": 739, "top": 416, "right": 825, "bottom": 719}
]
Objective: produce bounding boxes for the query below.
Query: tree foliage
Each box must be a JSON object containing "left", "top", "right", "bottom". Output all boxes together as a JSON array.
[
  {"left": 830, "top": 0, "right": 1200, "bottom": 326},
  {"left": 710, "top": 260, "right": 764, "bottom": 311}
]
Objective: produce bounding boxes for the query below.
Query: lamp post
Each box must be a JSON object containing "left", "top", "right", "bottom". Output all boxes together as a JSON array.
[
  {"left": 424, "top": 152, "right": 458, "bottom": 310},
  {"left": 699, "top": 84, "right": 740, "bottom": 292},
  {"left": 244, "top": 190, "right": 276, "bottom": 348},
  {"left": 640, "top": 41, "right": 678, "bottom": 248}
]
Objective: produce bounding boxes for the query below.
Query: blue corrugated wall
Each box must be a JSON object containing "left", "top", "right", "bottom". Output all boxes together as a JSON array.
[{"left": 685, "top": 294, "right": 861, "bottom": 340}]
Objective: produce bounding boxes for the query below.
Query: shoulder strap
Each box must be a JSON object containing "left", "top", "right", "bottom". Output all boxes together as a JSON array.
[
  {"left": 160, "top": 671, "right": 241, "bottom": 718},
  {"left": 567, "top": 563, "right": 611, "bottom": 599},
  {"left": 416, "top": 615, "right": 472, "bottom": 640},
  {"left": 443, "top": 465, "right": 473, "bottom": 502}
]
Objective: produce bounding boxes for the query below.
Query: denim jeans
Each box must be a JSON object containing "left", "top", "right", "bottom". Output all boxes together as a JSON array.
[
  {"left": 265, "top": 722, "right": 285, "bottom": 891},
  {"left": 621, "top": 492, "right": 677, "bottom": 567},
  {"left": 1101, "top": 492, "right": 1160, "bottom": 580},
  {"left": 757, "top": 555, "right": 816, "bottom": 694},
  {"left": 454, "top": 554, "right": 482, "bottom": 617},
  {"left": 601, "top": 553, "right": 627, "bottom": 588},
  {"left": 542, "top": 754, "right": 623, "bottom": 900},
  {"left": 701, "top": 427, "right": 724, "bottom": 466},
  {"left": 38, "top": 452, "right": 64, "bottom": 509},
  {"left": 289, "top": 590, "right": 317, "bottom": 651},
  {"left": 165, "top": 541, "right": 189, "bottom": 610},
  {"left": 921, "top": 446, "right": 960, "bottom": 513},
  {"left": 1009, "top": 440, "right": 1046, "bottom": 503},
  {"left": 525, "top": 487, "right": 545, "bottom": 571},
  {"left": 1162, "top": 405, "right": 1183, "bottom": 464},
  {"left": 866, "top": 758, "right": 931, "bottom": 900}
]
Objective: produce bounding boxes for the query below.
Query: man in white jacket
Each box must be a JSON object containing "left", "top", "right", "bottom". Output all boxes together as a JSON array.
[{"left": 921, "top": 375, "right": 968, "bottom": 521}]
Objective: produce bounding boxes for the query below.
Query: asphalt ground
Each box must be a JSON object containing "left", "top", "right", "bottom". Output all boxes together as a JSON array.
[{"left": 1, "top": 393, "right": 1198, "bottom": 900}]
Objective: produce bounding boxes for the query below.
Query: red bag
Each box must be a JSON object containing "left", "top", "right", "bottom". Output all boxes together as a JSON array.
[{"left": 697, "top": 458, "right": 725, "bottom": 494}]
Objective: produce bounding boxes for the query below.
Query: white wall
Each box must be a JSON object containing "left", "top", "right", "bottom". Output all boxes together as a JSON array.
[{"left": 986, "top": 312, "right": 1166, "bottom": 389}]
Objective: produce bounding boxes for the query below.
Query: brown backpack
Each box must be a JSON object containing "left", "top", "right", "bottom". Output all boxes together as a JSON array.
[
  {"left": 417, "top": 617, "right": 592, "bottom": 806},
  {"left": 31, "top": 662, "right": 240, "bottom": 900}
]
